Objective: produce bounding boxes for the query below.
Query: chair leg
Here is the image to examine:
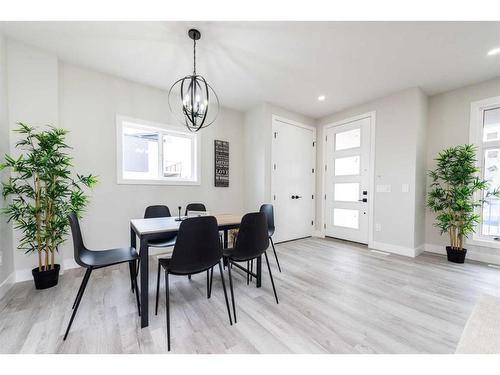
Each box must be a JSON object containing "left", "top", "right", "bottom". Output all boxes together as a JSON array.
[
  {"left": 188, "top": 274, "right": 191, "bottom": 280},
  {"left": 206, "top": 269, "right": 210, "bottom": 299},
  {"left": 246, "top": 261, "right": 250, "bottom": 285},
  {"left": 209, "top": 266, "right": 214, "bottom": 297},
  {"left": 155, "top": 262, "right": 161, "bottom": 315},
  {"left": 227, "top": 259, "right": 237, "bottom": 323},
  {"left": 165, "top": 270, "right": 171, "bottom": 351},
  {"left": 264, "top": 252, "right": 279, "bottom": 304},
  {"left": 136, "top": 257, "right": 141, "bottom": 277},
  {"left": 131, "top": 261, "right": 141, "bottom": 316},
  {"left": 249, "top": 259, "right": 254, "bottom": 282},
  {"left": 270, "top": 237, "right": 281, "bottom": 272},
  {"left": 218, "top": 261, "right": 232, "bottom": 325},
  {"left": 64, "top": 268, "right": 92, "bottom": 340},
  {"left": 72, "top": 271, "right": 87, "bottom": 309}
]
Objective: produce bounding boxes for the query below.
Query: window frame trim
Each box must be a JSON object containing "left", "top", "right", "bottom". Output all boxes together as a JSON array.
[
  {"left": 116, "top": 114, "right": 201, "bottom": 186},
  {"left": 469, "top": 95, "right": 500, "bottom": 248}
]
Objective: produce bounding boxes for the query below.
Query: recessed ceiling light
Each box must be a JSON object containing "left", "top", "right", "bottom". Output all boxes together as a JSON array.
[
  {"left": 318, "top": 95, "right": 326, "bottom": 101},
  {"left": 487, "top": 47, "right": 500, "bottom": 56}
]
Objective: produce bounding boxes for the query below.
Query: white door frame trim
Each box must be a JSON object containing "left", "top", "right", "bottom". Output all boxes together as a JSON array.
[
  {"left": 321, "top": 111, "right": 376, "bottom": 248},
  {"left": 271, "top": 115, "right": 317, "bottom": 239}
]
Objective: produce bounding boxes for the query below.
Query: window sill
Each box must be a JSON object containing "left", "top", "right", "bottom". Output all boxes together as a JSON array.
[
  {"left": 468, "top": 237, "right": 500, "bottom": 249},
  {"left": 117, "top": 178, "right": 201, "bottom": 186}
]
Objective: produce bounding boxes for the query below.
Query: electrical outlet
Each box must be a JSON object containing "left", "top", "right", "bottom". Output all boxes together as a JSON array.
[{"left": 375, "top": 223, "right": 382, "bottom": 232}]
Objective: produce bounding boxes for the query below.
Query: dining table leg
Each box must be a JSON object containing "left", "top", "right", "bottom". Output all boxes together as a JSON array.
[
  {"left": 256, "top": 255, "right": 262, "bottom": 288},
  {"left": 139, "top": 237, "right": 149, "bottom": 328}
]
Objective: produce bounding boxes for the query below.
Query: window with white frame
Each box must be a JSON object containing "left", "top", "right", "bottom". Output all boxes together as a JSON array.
[
  {"left": 470, "top": 97, "right": 500, "bottom": 242},
  {"left": 117, "top": 116, "right": 200, "bottom": 185}
]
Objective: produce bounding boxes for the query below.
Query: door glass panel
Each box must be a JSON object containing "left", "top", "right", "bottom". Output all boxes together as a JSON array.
[
  {"left": 335, "top": 128, "right": 361, "bottom": 151},
  {"left": 333, "top": 208, "right": 359, "bottom": 229},
  {"left": 483, "top": 107, "right": 500, "bottom": 142},
  {"left": 334, "top": 155, "right": 360, "bottom": 176},
  {"left": 334, "top": 183, "right": 360, "bottom": 201}
]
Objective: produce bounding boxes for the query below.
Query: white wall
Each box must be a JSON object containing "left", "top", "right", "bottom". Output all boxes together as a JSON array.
[
  {"left": 6, "top": 39, "right": 59, "bottom": 279},
  {"left": 0, "top": 35, "right": 14, "bottom": 297},
  {"left": 316, "top": 88, "right": 428, "bottom": 256},
  {"left": 243, "top": 102, "right": 314, "bottom": 211},
  {"left": 59, "top": 63, "right": 244, "bottom": 266},
  {"left": 425, "top": 77, "right": 500, "bottom": 264},
  {"left": 4, "top": 39, "right": 245, "bottom": 279}
]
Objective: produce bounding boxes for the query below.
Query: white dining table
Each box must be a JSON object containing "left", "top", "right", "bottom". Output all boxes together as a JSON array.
[{"left": 130, "top": 213, "right": 262, "bottom": 328}]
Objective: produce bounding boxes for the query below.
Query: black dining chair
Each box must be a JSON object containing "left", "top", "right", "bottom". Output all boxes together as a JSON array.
[
  {"left": 260, "top": 204, "right": 281, "bottom": 272},
  {"left": 144, "top": 205, "right": 177, "bottom": 248},
  {"left": 184, "top": 203, "right": 207, "bottom": 216},
  {"left": 223, "top": 212, "right": 279, "bottom": 323},
  {"left": 64, "top": 212, "right": 140, "bottom": 340},
  {"left": 156, "top": 216, "right": 233, "bottom": 351}
]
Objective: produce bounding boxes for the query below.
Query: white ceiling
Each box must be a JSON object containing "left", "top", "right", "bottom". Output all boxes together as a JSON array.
[{"left": 1, "top": 21, "right": 500, "bottom": 118}]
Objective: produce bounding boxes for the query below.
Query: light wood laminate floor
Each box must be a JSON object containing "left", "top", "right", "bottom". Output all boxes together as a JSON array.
[{"left": 1, "top": 237, "right": 499, "bottom": 354}]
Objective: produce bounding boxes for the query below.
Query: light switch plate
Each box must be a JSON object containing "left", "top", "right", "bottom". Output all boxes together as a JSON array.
[
  {"left": 375, "top": 223, "right": 382, "bottom": 232},
  {"left": 402, "top": 184, "right": 410, "bottom": 193}
]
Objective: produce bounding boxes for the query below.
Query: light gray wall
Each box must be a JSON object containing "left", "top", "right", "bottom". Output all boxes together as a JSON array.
[
  {"left": 316, "top": 87, "right": 428, "bottom": 254},
  {"left": 6, "top": 39, "right": 59, "bottom": 278},
  {"left": 58, "top": 63, "right": 244, "bottom": 266},
  {"left": 425, "top": 76, "right": 500, "bottom": 264},
  {"left": 0, "top": 35, "right": 14, "bottom": 294},
  {"left": 243, "top": 102, "right": 314, "bottom": 212},
  {"left": 5, "top": 39, "right": 245, "bottom": 278}
]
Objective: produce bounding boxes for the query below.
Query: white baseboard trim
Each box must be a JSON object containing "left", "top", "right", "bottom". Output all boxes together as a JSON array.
[
  {"left": 370, "top": 241, "right": 422, "bottom": 258},
  {"left": 0, "top": 272, "right": 15, "bottom": 300},
  {"left": 424, "top": 243, "right": 500, "bottom": 265},
  {"left": 312, "top": 230, "right": 325, "bottom": 238}
]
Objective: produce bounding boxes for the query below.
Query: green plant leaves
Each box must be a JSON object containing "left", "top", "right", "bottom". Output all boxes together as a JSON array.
[
  {"left": 427, "top": 144, "right": 496, "bottom": 250},
  {"left": 0, "top": 123, "right": 98, "bottom": 269}
]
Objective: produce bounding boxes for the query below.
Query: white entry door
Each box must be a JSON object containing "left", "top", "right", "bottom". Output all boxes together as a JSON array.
[
  {"left": 325, "top": 116, "right": 372, "bottom": 244},
  {"left": 271, "top": 116, "right": 316, "bottom": 243}
]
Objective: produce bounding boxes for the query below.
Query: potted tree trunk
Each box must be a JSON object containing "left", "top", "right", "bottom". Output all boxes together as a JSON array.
[
  {"left": 427, "top": 144, "right": 499, "bottom": 263},
  {"left": 1, "top": 123, "right": 97, "bottom": 289}
]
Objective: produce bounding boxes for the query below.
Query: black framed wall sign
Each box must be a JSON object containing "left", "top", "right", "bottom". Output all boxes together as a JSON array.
[{"left": 214, "top": 140, "right": 229, "bottom": 187}]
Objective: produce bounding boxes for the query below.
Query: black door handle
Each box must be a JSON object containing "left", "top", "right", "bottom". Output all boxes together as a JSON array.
[
  {"left": 291, "top": 195, "right": 302, "bottom": 199},
  {"left": 358, "top": 198, "right": 368, "bottom": 202}
]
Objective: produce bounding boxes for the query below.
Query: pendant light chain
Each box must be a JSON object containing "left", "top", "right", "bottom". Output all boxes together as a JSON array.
[{"left": 193, "top": 38, "right": 197, "bottom": 75}]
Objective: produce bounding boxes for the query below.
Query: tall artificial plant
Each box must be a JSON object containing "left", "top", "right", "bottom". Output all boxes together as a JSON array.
[
  {"left": 0, "top": 123, "right": 97, "bottom": 271},
  {"left": 427, "top": 144, "right": 499, "bottom": 251}
]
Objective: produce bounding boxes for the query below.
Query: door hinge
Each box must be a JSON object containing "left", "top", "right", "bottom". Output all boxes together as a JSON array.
[
  {"left": 325, "top": 135, "right": 328, "bottom": 142},
  {"left": 312, "top": 141, "right": 316, "bottom": 147},
  {"left": 312, "top": 194, "right": 314, "bottom": 199},
  {"left": 324, "top": 194, "right": 326, "bottom": 200},
  {"left": 273, "top": 194, "right": 276, "bottom": 201},
  {"left": 325, "top": 165, "right": 327, "bottom": 172},
  {"left": 273, "top": 163, "right": 277, "bottom": 170},
  {"left": 274, "top": 132, "right": 277, "bottom": 139},
  {"left": 324, "top": 223, "right": 326, "bottom": 229},
  {"left": 312, "top": 168, "right": 315, "bottom": 173},
  {"left": 311, "top": 220, "right": 314, "bottom": 226}
]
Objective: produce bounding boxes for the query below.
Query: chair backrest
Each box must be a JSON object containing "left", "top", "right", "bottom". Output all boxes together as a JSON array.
[
  {"left": 68, "top": 212, "right": 90, "bottom": 268},
  {"left": 185, "top": 203, "right": 206, "bottom": 216},
  {"left": 259, "top": 204, "right": 275, "bottom": 232},
  {"left": 169, "top": 216, "right": 222, "bottom": 274},
  {"left": 144, "top": 205, "right": 171, "bottom": 219},
  {"left": 231, "top": 212, "right": 269, "bottom": 261}
]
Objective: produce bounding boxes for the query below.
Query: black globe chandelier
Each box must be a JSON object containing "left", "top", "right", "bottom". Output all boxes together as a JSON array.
[{"left": 168, "top": 29, "right": 220, "bottom": 132}]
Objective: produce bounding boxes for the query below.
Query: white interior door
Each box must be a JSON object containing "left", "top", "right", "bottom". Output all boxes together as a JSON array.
[
  {"left": 272, "top": 117, "right": 315, "bottom": 243},
  {"left": 325, "top": 116, "right": 372, "bottom": 244}
]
